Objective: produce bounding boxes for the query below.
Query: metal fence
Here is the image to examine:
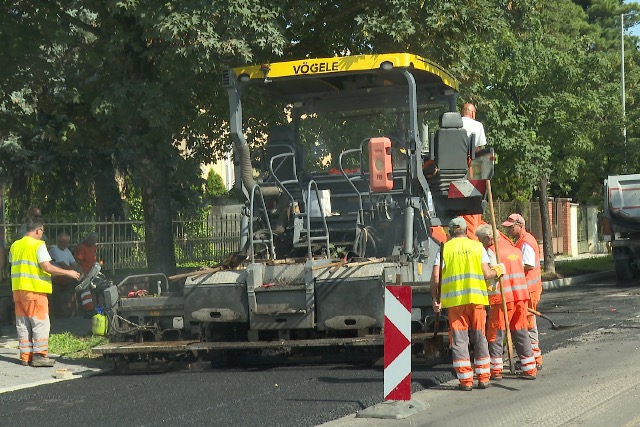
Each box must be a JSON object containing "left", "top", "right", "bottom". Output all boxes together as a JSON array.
[
  {"left": 576, "top": 206, "right": 590, "bottom": 253},
  {"left": 489, "top": 199, "right": 578, "bottom": 255},
  {"left": 1, "top": 213, "right": 242, "bottom": 274},
  {"left": 0, "top": 199, "right": 597, "bottom": 275}
]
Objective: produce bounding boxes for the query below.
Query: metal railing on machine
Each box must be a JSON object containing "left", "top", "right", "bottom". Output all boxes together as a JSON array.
[{"left": 0, "top": 213, "right": 242, "bottom": 275}]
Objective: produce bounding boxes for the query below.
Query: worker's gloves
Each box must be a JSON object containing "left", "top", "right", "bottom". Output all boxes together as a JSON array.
[{"left": 491, "top": 263, "right": 506, "bottom": 279}]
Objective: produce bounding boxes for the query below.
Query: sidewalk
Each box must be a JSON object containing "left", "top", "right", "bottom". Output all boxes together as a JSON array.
[
  {"left": 0, "top": 269, "right": 614, "bottom": 397},
  {"left": 0, "top": 316, "right": 111, "bottom": 393}
]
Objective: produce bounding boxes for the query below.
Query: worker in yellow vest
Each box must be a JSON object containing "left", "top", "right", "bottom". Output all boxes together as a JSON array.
[
  {"left": 431, "top": 217, "right": 504, "bottom": 391},
  {"left": 9, "top": 218, "right": 81, "bottom": 367}
]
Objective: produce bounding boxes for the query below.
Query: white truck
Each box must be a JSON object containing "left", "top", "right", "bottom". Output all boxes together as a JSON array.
[{"left": 604, "top": 174, "right": 640, "bottom": 282}]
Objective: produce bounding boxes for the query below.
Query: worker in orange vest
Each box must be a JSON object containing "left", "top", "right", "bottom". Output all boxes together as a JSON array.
[
  {"left": 462, "top": 214, "right": 483, "bottom": 240},
  {"left": 475, "top": 224, "right": 537, "bottom": 380},
  {"left": 502, "top": 213, "right": 543, "bottom": 370},
  {"left": 74, "top": 232, "right": 99, "bottom": 315}
]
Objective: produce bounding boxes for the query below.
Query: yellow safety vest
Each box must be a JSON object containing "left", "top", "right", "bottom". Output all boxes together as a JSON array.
[
  {"left": 440, "top": 237, "right": 488, "bottom": 308},
  {"left": 10, "top": 236, "right": 52, "bottom": 294}
]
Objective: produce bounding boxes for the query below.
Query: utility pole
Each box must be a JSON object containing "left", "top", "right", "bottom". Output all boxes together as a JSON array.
[
  {"left": 621, "top": 11, "right": 640, "bottom": 173},
  {"left": 622, "top": 12, "right": 628, "bottom": 173}
]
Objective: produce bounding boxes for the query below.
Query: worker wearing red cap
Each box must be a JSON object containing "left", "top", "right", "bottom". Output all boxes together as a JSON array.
[
  {"left": 431, "top": 217, "right": 503, "bottom": 391},
  {"left": 475, "top": 224, "right": 537, "bottom": 380},
  {"left": 502, "top": 213, "right": 543, "bottom": 370}
]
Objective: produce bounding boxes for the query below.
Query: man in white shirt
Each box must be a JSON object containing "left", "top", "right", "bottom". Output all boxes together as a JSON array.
[
  {"left": 49, "top": 233, "right": 78, "bottom": 269},
  {"left": 461, "top": 103, "right": 487, "bottom": 151},
  {"left": 48, "top": 233, "right": 81, "bottom": 317}
]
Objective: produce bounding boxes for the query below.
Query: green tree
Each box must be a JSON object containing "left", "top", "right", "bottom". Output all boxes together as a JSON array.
[
  {"left": 3, "top": 0, "right": 640, "bottom": 275},
  {"left": 204, "top": 170, "right": 227, "bottom": 201}
]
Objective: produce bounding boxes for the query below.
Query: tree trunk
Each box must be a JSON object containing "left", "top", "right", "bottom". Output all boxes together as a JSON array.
[
  {"left": 538, "top": 175, "right": 555, "bottom": 274},
  {"left": 7, "top": 173, "right": 29, "bottom": 223},
  {"left": 136, "top": 151, "right": 177, "bottom": 277},
  {"left": 93, "top": 155, "right": 126, "bottom": 220}
]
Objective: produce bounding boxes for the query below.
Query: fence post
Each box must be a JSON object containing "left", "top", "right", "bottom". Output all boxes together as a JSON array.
[{"left": 110, "top": 215, "right": 115, "bottom": 275}]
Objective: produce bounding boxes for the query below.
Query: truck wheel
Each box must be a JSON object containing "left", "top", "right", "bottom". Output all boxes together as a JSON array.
[{"left": 615, "top": 259, "right": 633, "bottom": 283}]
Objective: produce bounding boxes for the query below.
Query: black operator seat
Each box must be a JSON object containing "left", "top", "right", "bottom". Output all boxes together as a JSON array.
[
  {"left": 429, "top": 112, "right": 470, "bottom": 195},
  {"left": 265, "top": 125, "right": 297, "bottom": 182}
]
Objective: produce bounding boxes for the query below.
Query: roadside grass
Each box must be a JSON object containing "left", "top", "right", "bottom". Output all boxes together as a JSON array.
[
  {"left": 49, "top": 332, "right": 107, "bottom": 359},
  {"left": 542, "top": 254, "right": 613, "bottom": 281}
]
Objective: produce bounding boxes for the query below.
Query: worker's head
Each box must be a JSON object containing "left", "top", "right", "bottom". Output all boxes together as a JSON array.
[
  {"left": 26, "top": 218, "right": 45, "bottom": 240},
  {"left": 461, "top": 103, "right": 477, "bottom": 119},
  {"left": 448, "top": 217, "right": 467, "bottom": 237},
  {"left": 84, "top": 232, "right": 98, "bottom": 246},
  {"left": 475, "top": 224, "right": 494, "bottom": 248},
  {"left": 502, "top": 213, "right": 525, "bottom": 238},
  {"left": 57, "top": 233, "right": 70, "bottom": 249}
]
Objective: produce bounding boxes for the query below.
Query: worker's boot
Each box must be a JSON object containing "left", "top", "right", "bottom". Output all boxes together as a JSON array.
[
  {"left": 31, "top": 355, "right": 55, "bottom": 367},
  {"left": 458, "top": 383, "right": 473, "bottom": 391}
]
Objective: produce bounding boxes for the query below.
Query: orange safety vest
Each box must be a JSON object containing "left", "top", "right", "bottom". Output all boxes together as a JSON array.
[
  {"left": 462, "top": 214, "right": 483, "bottom": 241},
  {"left": 515, "top": 231, "right": 542, "bottom": 293},
  {"left": 430, "top": 226, "right": 448, "bottom": 245},
  {"left": 488, "top": 236, "right": 529, "bottom": 305}
]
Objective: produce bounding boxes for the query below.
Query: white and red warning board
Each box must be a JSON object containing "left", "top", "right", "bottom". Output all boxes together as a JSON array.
[
  {"left": 448, "top": 179, "right": 486, "bottom": 198},
  {"left": 384, "top": 285, "right": 412, "bottom": 401}
]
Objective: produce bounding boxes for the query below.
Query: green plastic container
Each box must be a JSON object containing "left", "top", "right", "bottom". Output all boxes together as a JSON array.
[{"left": 92, "top": 307, "right": 108, "bottom": 336}]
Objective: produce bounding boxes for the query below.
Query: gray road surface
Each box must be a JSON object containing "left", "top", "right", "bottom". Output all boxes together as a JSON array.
[{"left": 2, "top": 272, "right": 640, "bottom": 426}]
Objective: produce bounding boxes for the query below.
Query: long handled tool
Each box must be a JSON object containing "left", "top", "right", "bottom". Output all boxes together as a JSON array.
[
  {"left": 527, "top": 307, "right": 580, "bottom": 330},
  {"left": 432, "top": 243, "right": 444, "bottom": 339},
  {"left": 168, "top": 266, "right": 223, "bottom": 282},
  {"left": 487, "top": 180, "right": 516, "bottom": 374},
  {"left": 423, "top": 244, "right": 445, "bottom": 361}
]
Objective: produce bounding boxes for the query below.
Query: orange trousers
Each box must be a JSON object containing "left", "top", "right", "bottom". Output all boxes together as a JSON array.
[
  {"left": 487, "top": 301, "right": 537, "bottom": 377},
  {"left": 448, "top": 304, "right": 490, "bottom": 386},
  {"left": 13, "top": 290, "right": 51, "bottom": 363}
]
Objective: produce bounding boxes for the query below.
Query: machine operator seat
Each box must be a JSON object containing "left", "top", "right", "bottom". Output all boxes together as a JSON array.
[
  {"left": 428, "top": 112, "right": 471, "bottom": 195},
  {"left": 265, "top": 125, "right": 298, "bottom": 182}
]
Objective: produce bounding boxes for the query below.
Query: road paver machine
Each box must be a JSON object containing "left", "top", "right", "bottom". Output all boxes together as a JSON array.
[{"left": 93, "top": 53, "right": 494, "bottom": 366}]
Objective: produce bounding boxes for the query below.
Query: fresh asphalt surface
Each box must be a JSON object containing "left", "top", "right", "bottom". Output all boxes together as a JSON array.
[{"left": 1, "top": 270, "right": 634, "bottom": 427}]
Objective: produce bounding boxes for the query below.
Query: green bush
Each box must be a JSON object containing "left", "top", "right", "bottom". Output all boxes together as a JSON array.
[{"left": 205, "top": 170, "right": 227, "bottom": 200}]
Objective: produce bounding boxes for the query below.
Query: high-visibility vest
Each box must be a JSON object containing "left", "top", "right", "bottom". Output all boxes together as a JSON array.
[
  {"left": 440, "top": 237, "right": 488, "bottom": 308},
  {"left": 515, "top": 231, "right": 542, "bottom": 293},
  {"left": 462, "top": 214, "right": 483, "bottom": 241},
  {"left": 10, "top": 236, "right": 52, "bottom": 294},
  {"left": 487, "top": 236, "right": 529, "bottom": 305}
]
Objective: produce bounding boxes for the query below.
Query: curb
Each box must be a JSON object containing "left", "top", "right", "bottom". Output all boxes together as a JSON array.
[{"left": 542, "top": 270, "right": 614, "bottom": 290}]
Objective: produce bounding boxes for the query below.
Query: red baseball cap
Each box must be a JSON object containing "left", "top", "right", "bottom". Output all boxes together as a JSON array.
[{"left": 502, "top": 213, "right": 525, "bottom": 227}]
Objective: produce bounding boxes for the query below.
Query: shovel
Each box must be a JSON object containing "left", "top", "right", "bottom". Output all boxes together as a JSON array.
[
  {"left": 527, "top": 308, "right": 580, "bottom": 330},
  {"left": 487, "top": 180, "right": 516, "bottom": 373},
  {"left": 423, "top": 244, "right": 446, "bottom": 362}
]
